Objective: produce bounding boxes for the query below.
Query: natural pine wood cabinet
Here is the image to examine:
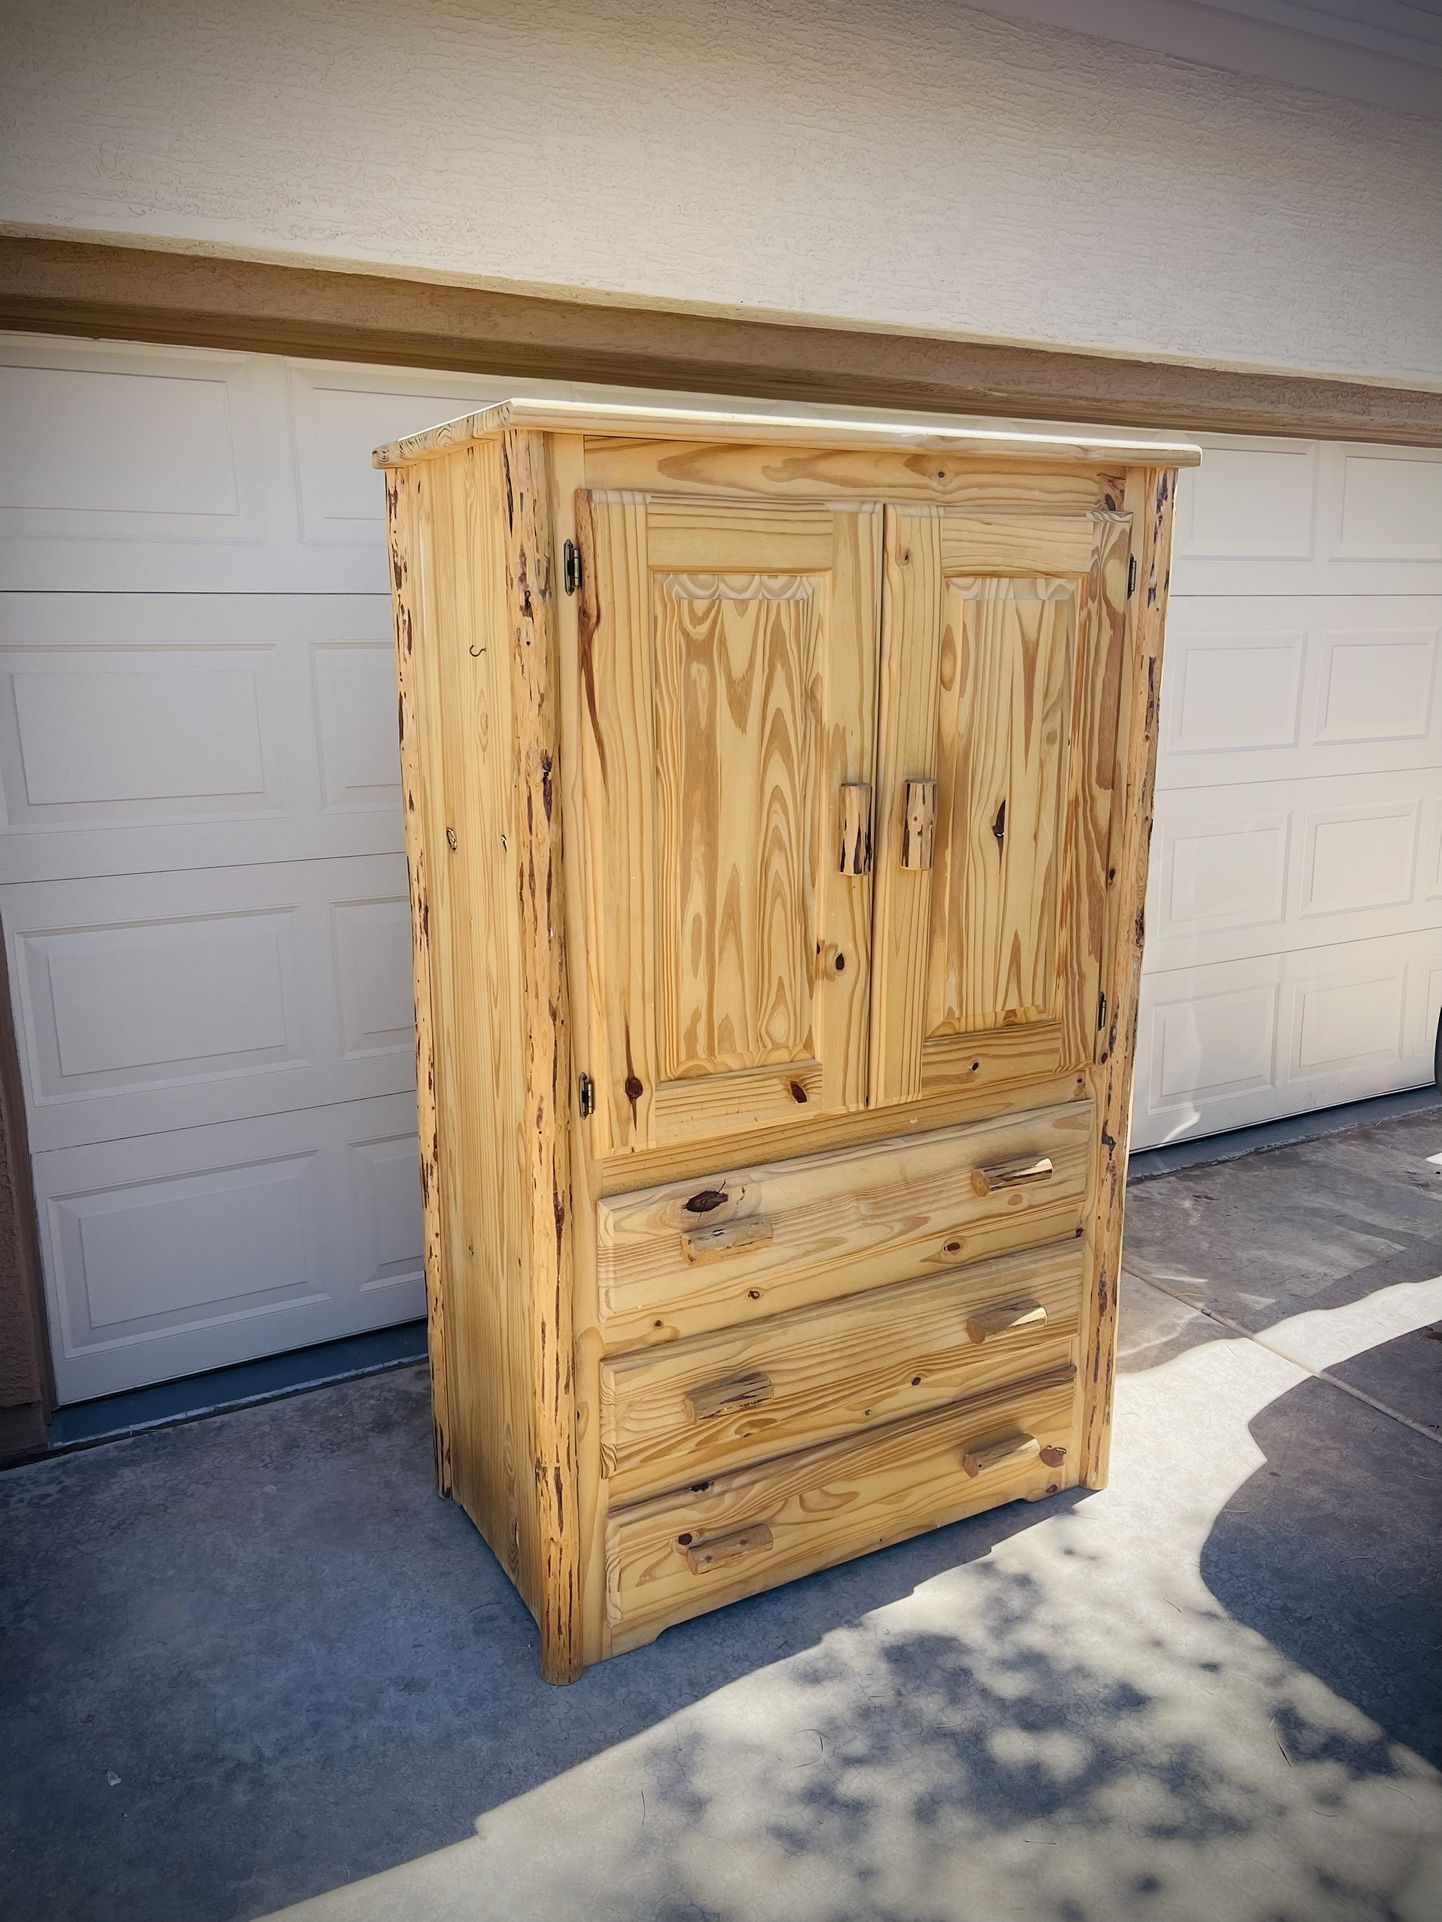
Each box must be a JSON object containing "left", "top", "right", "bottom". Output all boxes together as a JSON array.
[{"left": 375, "top": 400, "right": 1198, "bottom": 1680}]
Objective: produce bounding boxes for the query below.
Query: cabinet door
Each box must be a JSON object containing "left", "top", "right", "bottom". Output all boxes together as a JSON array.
[
  {"left": 577, "top": 493, "right": 880, "bottom": 1154},
  {"left": 870, "top": 508, "right": 1132, "bottom": 1106}
]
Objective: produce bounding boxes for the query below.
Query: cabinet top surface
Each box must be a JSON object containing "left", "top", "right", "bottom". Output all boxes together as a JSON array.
[{"left": 372, "top": 397, "right": 1203, "bottom": 470}]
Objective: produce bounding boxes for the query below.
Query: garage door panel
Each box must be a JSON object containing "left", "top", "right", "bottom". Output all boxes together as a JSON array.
[
  {"left": 1149, "top": 770, "right": 1440, "bottom": 972},
  {"left": 0, "top": 636, "right": 284, "bottom": 831},
  {"left": 1315, "top": 625, "right": 1440, "bottom": 750},
  {"left": 0, "top": 339, "right": 279, "bottom": 559},
  {"left": 1288, "top": 949, "right": 1409, "bottom": 1085},
  {"left": 1177, "top": 438, "right": 1318, "bottom": 564},
  {"left": 1334, "top": 451, "right": 1442, "bottom": 564},
  {"left": 1299, "top": 798, "right": 1422, "bottom": 921},
  {"left": 284, "top": 360, "right": 570, "bottom": 548},
  {"left": 0, "top": 594, "right": 404, "bottom": 882},
  {"left": 1160, "top": 596, "right": 1442, "bottom": 788},
  {"left": 1143, "top": 428, "right": 1441, "bottom": 1147},
  {"left": 3, "top": 855, "right": 415, "bottom": 1151},
  {"left": 0, "top": 338, "right": 558, "bottom": 592},
  {"left": 1174, "top": 440, "right": 1442, "bottom": 598},
  {"left": 5, "top": 347, "right": 1439, "bottom": 1384},
  {"left": 332, "top": 896, "right": 419, "bottom": 1061},
  {"left": 1136, "top": 953, "right": 1284, "bottom": 1143},
  {"left": 311, "top": 639, "right": 406, "bottom": 812},
  {"left": 1133, "top": 931, "right": 1441, "bottom": 1149},
  {"left": 32, "top": 1092, "right": 424, "bottom": 1403}
]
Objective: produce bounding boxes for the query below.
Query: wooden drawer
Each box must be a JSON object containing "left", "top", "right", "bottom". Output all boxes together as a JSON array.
[
  {"left": 604, "top": 1361, "right": 1079, "bottom": 1653},
  {"left": 595, "top": 1097, "right": 1092, "bottom": 1344},
  {"left": 600, "top": 1238, "right": 1082, "bottom": 1500}
]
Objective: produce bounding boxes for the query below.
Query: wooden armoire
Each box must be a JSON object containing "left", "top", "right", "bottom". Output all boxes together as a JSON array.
[{"left": 375, "top": 401, "right": 1198, "bottom": 1680}]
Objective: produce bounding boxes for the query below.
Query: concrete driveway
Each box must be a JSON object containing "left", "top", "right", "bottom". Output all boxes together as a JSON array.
[{"left": 2, "top": 1107, "right": 1438, "bottom": 1922}]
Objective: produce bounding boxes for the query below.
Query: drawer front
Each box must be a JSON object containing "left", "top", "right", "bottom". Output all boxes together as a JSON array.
[
  {"left": 601, "top": 1238, "right": 1083, "bottom": 1500},
  {"left": 596, "top": 1098, "right": 1092, "bottom": 1344},
  {"left": 605, "top": 1362, "right": 1079, "bottom": 1652}
]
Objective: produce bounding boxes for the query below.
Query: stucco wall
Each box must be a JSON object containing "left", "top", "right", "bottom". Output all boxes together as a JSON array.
[{"left": 2, "top": 0, "right": 1440, "bottom": 386}]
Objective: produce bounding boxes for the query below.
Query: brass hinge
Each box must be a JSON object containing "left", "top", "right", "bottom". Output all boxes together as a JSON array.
[
  {"left": 563, "top": 539, "right": 583, "bottom": 595},
  {"left": 578, "top": 1072, "right": 594, "bottom": 1119},
  {"left": 1127, "top": 553, "right": 1138, "bottom": 598}
]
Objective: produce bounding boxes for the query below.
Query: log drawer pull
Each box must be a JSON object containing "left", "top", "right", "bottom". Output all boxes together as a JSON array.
[
  {"left": 966, "top": 1297, "right": 1048, "bottom": 1345},
  {"left": 683, "top": 1523, "right": 774, "bottom": 1575},
  {"left": 680, "top": 1214, "right": 774, "bottom": 1265},
  {"left": 685, "top": 1371, "right": 775, "bottom": 1424},
  {"left": 962, "top": 1431, "right": 1041, "bottom": 1479},
  {"left": 970, "top": 1153, "right": 1053, "bottom": 1196}
]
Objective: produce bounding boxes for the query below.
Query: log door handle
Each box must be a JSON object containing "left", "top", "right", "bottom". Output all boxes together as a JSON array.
[
  {"left": 970, "top": 1153, "right": 1053, "bottom": 1196},
  {"left": 966, "top": 1298, "right": 1048, "bottom": 1345},
  {"left": 838, "top": 782, "right": 873, "bottom": 875},
  {"left": 683, "top": 1523, "right": 774, "bottom": 1574},
  {"left": 685, "top": 1371, "right": 774, "bottom": 1423},
  {"left": 900, "top": 779, "right": 936, "bottom": 870},
  {"left": 680, "top": 1215, "right": 774, "bottom": 1265},
  {"left": 962, "top": 1431, "right": 1041, "bottom": 1478}
]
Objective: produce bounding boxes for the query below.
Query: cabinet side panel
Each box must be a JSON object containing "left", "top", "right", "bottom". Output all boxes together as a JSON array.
[
  {"left": 1080, "top": 466, "right": 1178, "bottom": 1488},
  {"left": 385, "top": 467, "right": 451, "bottom": 1494},
  {"left": 499, "top": 428, "right": 582, "bottom": 1683},
  {"left": 407, "top": 447, "right": 532, "bottom": 1592}
]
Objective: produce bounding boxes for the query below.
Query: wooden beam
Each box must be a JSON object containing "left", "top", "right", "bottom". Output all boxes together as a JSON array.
[
  {"left": 2, "top": 236, "right": 1438, "bottom": 446},
  {"left": 498, "top": 428, "right": 583, "bottom": 1685},
  {"left": 1079, "top": 464, "right": 1179, "bottom": 1491}
]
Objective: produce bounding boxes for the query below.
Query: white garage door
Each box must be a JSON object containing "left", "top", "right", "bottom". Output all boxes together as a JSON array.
[
  {"left": 4, "top": 336, "right": 1438, "bottom": 1395},
  {"left": 0, "top": 333, "right": 592, "bottom": 1402},
  {"left": 1133, "top": 434, "right": 1442, "bottom": 1148}
]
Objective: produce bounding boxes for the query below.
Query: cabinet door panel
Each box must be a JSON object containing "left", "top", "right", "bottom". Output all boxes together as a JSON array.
[
  {"left": 579, "top": 493, "right": 879, "bottom": 1154},
  {"left": 872, "top": 509, "right": 1131, "bottom": 1106}
]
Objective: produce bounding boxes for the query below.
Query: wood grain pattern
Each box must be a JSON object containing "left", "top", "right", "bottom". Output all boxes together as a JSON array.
[
  {"left": 1056, "top": 512, "right": 1133, "bottom": 1088},
  {"left": 901, "top": 779, "right": 936, "bottom": 870},
  {"left": 383, "top": 432, "right": 581, "bottom": 1683},
  {"left": 400, "top": 441, "right": 534, "bottom": 1612},
  {"left": 683, "top": 1524, "right": 773, "bottom": 1574},
  {"left": 928, "top": 574, "right": 1074, "bottom": 1036},
  {"left": 680, "top": 1215, "right": 775, "bottom": 1264},
  {"left": 547, "top": 431, "right": 614, "bottom": 1671},
  {"left": 1079, "top": 466, "right": 1178, "bottom": 1490},
  {"left": 381, "top": 403, "right": 1187, "bottom": 1676},
  {"left": 585, "top": 441, "right": 1133, "bottom": 509},
  {"left": 499, "top": 428, "right": 583, "bottom": 1683},
  {"left": 599, "top": 1238, "right": 1082, "bottom": 1498},
  {"left": 683, "top": 1370, "right": 775, "bottom": 1424},
  {"left": 604, "top": 1362, "right": 1079, "bottom": 1652},
  {"left": 579, "top": 494, "right": 879, "bottom": 1153},
  {"left": 384, "top": 465, "right": 450, "bottom": 1495},
  {"left": 596, "top": 1064, "right": 1089, "bottom": 1191},
  {"left": 838, "top": 781, "right": 872, "bottom": 875},
  {"left": 595, "top": 1099, "right": 1093, "bottom": 1344},
  {"left": 868, "top": 504, "right": 944, "bottom": 1106},
  {"left": 373, "top": 398, "right": 1201, "bottom": 469},
  {"left": 963, "top": 1432, "right": 1041, "bottom": 1478},
  {"left": 966, "top": 1298, "right": 1049, "bottom": 1344},
  {"left": 654, "top": 571, "right": 821, "bottom": 1081},
  {"left": 870, "top": 508, "right": 1130, "bottom": 1108},
  {"left": 971, "top": 1153, "right": 1054, "bottom": 1195}
]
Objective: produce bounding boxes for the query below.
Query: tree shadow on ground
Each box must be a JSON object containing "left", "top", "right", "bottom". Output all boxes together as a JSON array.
[
  {"left": 4, "top": 1278, "right": 1439, "bottom": 1921},
  {"left": 1200, "top": 1358, "right": 1442, "bottom": 1771}
]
